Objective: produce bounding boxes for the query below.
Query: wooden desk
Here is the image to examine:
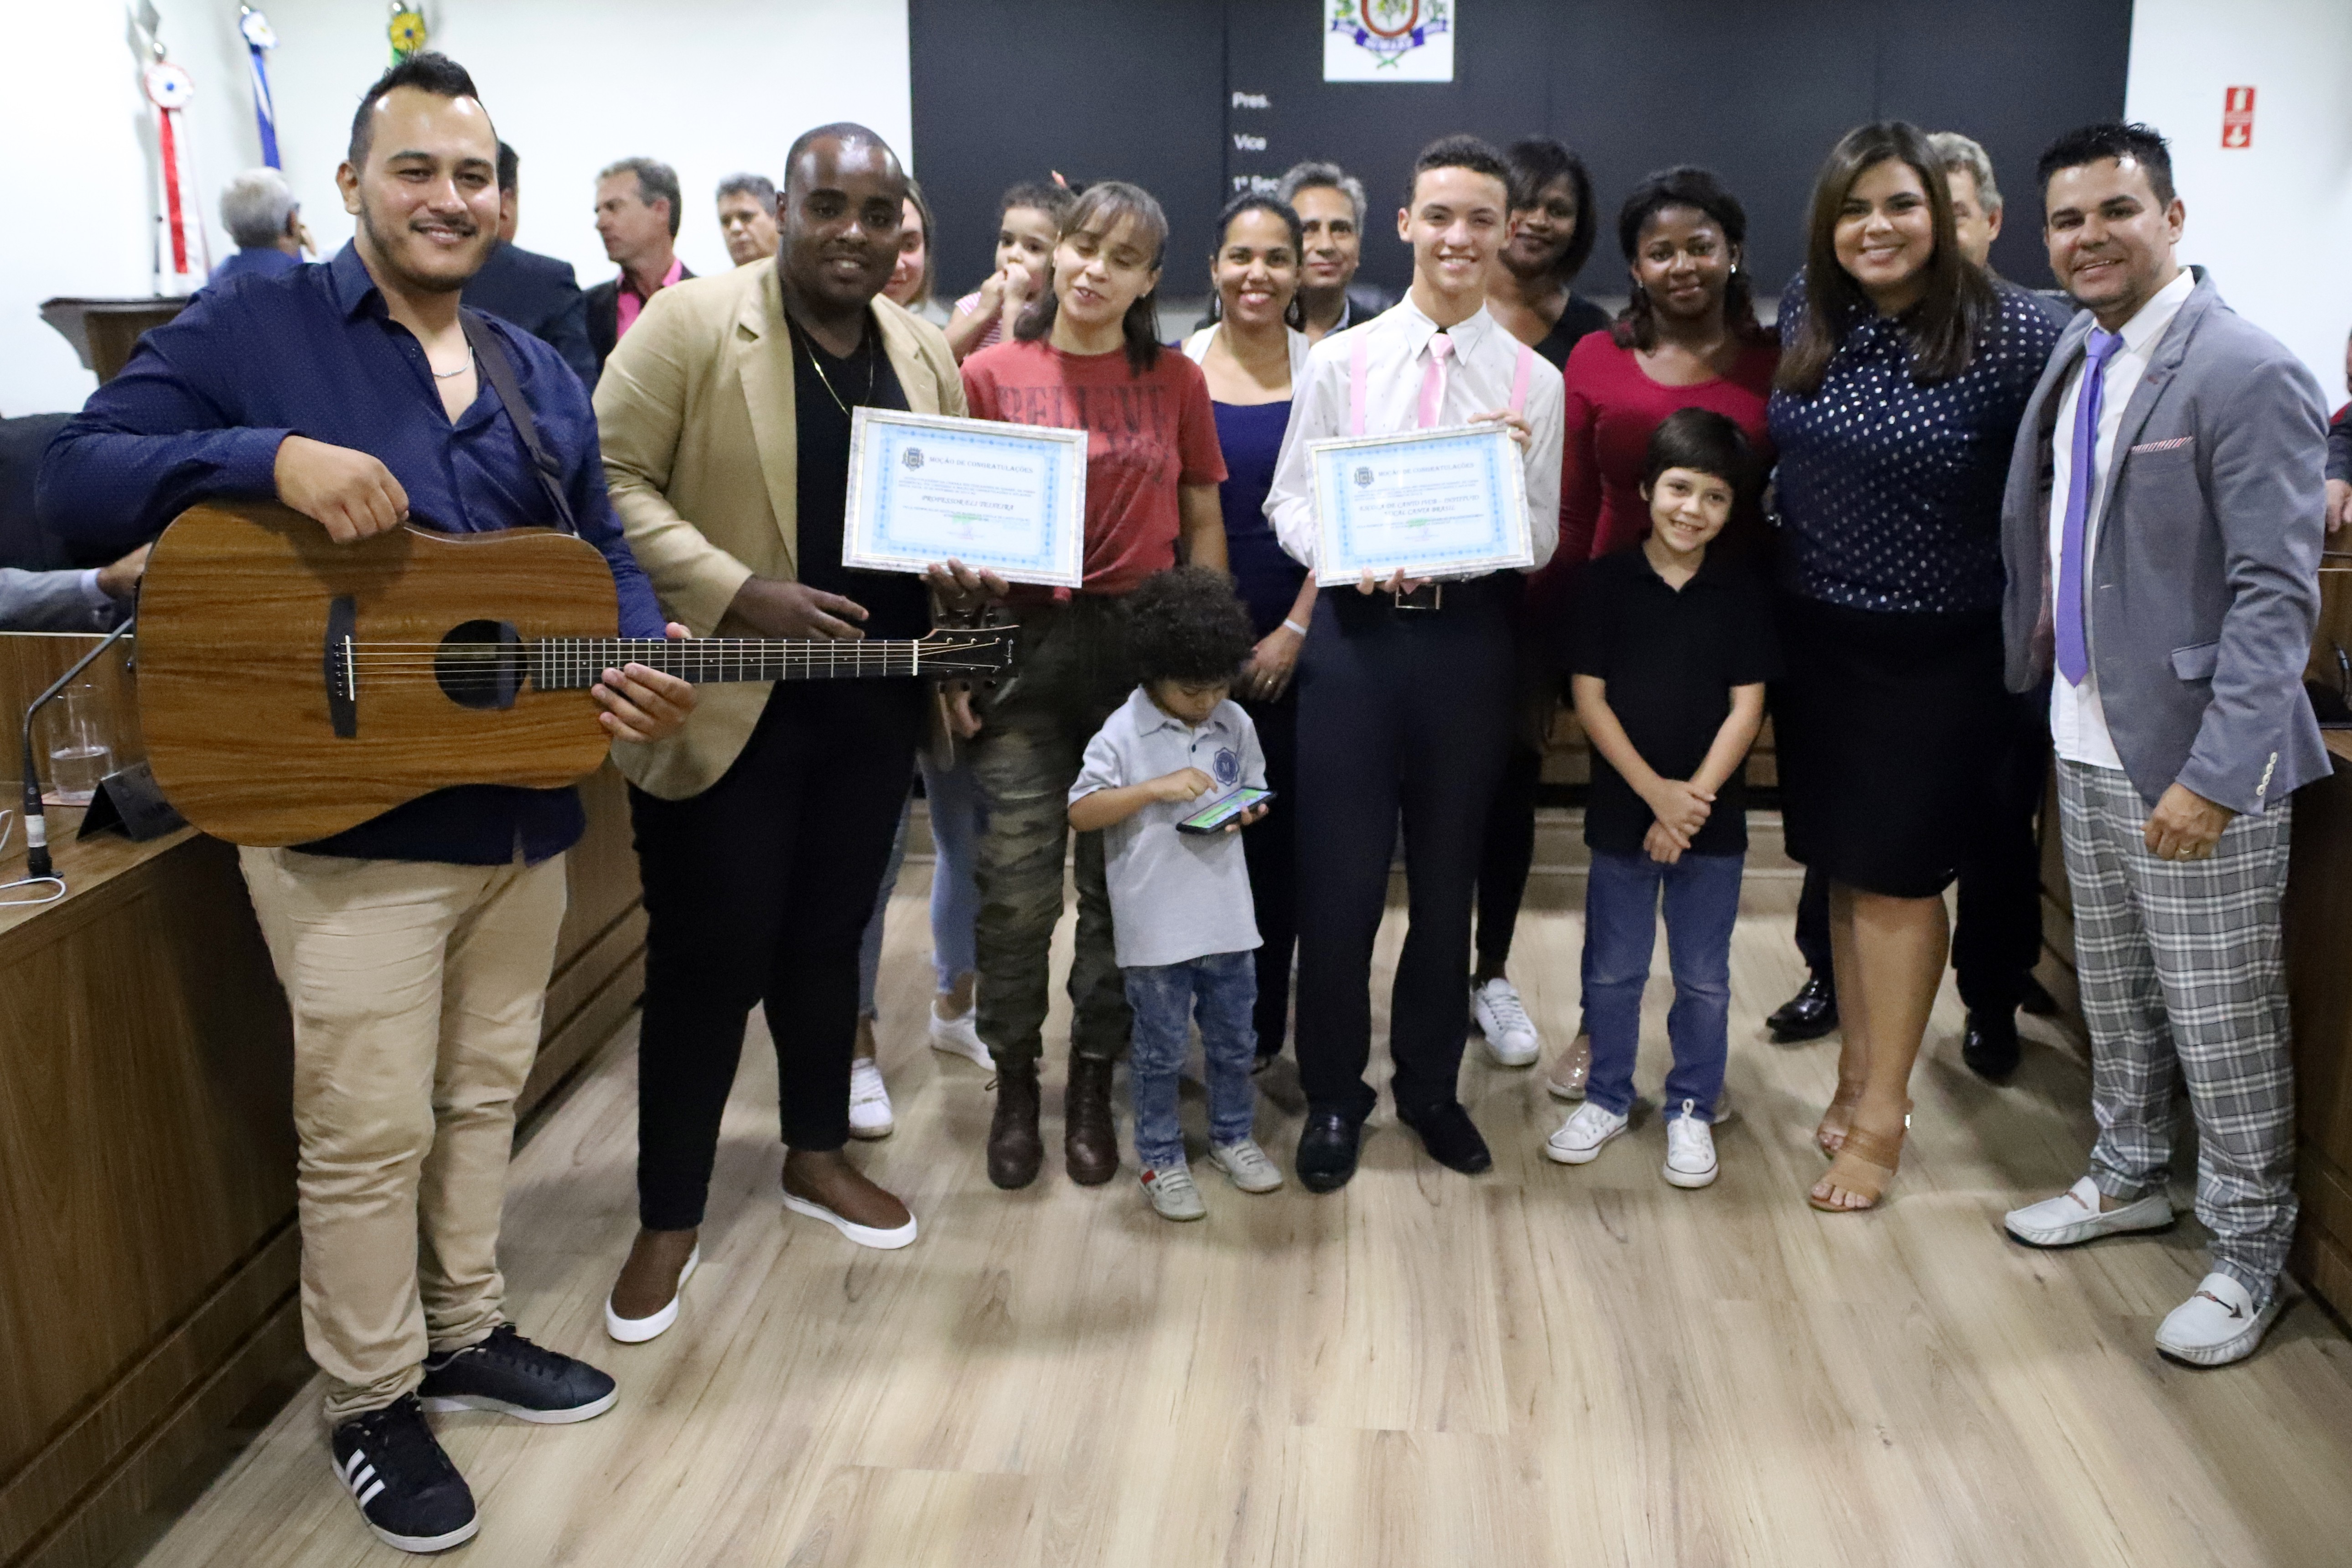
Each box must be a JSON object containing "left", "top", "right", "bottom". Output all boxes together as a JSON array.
[
  {"left": 2284, "top": 732, "right": 2352, "bottom": 1319},
  {"left": 2, "top": 630, "right": 648, "bottom": 1568}
]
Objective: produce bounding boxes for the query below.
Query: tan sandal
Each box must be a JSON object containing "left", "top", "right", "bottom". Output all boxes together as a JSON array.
[
  {"left": 1807, "top": 1112, "right": 1907, "bottom": 1212},
  {"left": 1815, "top": 1077, "right": 1866, "bottom": 1158}
]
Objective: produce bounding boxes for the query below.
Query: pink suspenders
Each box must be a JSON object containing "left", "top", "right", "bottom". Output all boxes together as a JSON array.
[{"left": 1348, "top": 334, "right": 1537, "bottom": 434}]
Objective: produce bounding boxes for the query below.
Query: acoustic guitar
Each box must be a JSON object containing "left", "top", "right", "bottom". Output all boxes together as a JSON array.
[{"left": 133, "top": 502, "right": 1017, "bottom": 847}]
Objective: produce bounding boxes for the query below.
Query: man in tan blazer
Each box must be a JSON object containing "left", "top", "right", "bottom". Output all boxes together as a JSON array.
[{"left": 593, "top": 123, "right": 995, "bottom": 1339}]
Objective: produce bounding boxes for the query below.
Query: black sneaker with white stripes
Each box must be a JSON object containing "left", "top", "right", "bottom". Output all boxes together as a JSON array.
[
  {"left": 330, "top": 1395, "right": 478, "bottom": 1553},
  {"left": 416, "top": 1324, "right": 618, "bottom": 1423}
]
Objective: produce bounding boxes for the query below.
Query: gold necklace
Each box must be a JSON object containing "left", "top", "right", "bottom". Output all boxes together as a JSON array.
[{"left": 792, "top": 318, "right": 876, "bottom": 415}]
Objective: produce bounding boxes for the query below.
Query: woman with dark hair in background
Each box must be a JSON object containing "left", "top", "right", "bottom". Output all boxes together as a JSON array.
[
  {"left": 1769, "top": 121, "right": 2061, "bottom": 1212},
  {"left": 1538, "top": 165, "right": 1781, "bottom": 1102},
  {"left": 1487, "top": 137, "right": 1608, "bottom": 368},
  {"left": 1462, "top": 135, "right": 1607, "bottom": 1072},
  {"left": 1182, "top": 193, "right": 1317, "bottom": 1070},
  {"left": 960, "top": 181, "right": 1229, "bottom": 1192}
]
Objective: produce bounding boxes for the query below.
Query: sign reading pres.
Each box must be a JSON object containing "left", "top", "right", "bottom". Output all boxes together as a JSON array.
[{"left": 1325, "top": 0, "right": 1455, "bottom": 83}]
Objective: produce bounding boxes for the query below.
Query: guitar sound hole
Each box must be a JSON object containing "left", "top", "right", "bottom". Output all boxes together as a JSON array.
[{"left": 436, "top": 619, "right": 525, "bottom": 710}]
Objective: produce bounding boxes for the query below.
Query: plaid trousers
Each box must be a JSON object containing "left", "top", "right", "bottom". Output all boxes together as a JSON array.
[{"left": 2057, "top": 761, "right": 2297, "bottom": 1302}]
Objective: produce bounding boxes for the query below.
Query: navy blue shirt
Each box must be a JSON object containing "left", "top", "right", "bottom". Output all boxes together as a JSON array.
[
  {"left": 1767, "top": 273, "right": 2061, "bottom": 615},
  {"left": 1210, "top": 398, "right": 1305, "bottom": 638},
  {"left": 40, "top": 242, "right": 665, "bottom": 866},
  {"left": 208, "top": 246, "right": 302, "bottom": 287}
]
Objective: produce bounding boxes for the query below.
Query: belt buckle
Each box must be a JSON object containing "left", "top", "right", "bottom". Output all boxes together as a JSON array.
[{"left": 1391, "top": 582, "right": 1443, "bottom": 612}]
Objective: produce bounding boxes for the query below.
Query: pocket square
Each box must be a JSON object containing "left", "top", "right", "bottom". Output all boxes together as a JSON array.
[{"left": 2130, "top": 435, "right": 2193, "bottom": 454}]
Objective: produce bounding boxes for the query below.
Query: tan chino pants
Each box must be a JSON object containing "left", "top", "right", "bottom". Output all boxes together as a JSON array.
[{"left": 239, "top": 847, "right": 568, "bottom": 1421}]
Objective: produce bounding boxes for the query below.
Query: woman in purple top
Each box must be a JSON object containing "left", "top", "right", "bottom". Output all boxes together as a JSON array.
[{"left": 1183, "top": 193, "right": 1314, "bottom": 1064}]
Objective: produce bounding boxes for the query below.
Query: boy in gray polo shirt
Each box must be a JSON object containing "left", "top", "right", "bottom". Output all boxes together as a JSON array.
[{"left": 1069, "top": 568, "right": 1284, "bottom": 1220}]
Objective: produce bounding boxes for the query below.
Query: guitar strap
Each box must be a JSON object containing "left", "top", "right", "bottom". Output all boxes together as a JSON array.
[{"left": 460, "top": 309, "right": 579, "bottom": 536}]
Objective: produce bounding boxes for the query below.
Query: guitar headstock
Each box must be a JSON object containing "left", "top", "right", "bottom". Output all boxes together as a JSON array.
[{"left": 916, "top": 624, "right": 1020, "bottom": 673}]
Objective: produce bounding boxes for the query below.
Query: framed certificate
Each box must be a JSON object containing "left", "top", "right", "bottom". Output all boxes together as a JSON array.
[
  {"left": 1308, "top": 423, "right": 1532, "bottom": 586},
  {"left": 843, "top": 408, "right": 1088, "bottom": 588}
]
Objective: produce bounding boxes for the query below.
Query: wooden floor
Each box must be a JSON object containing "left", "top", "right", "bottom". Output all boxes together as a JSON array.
[{"left": 138, "top": 861, "right": 2352, "bottom": 1568}]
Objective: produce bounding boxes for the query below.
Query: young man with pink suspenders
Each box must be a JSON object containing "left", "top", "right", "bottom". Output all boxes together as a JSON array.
[{"left": 1265, "top": 135, "right": 1565, "bottom": 1191}]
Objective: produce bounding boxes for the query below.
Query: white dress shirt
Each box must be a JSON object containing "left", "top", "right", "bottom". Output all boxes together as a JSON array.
[
  {"left": 2047, "top": 266, "right": 2197, "bottom": 769},
  {"left": 1264, "top": 296, "right": 1565, "bottom": 572}
]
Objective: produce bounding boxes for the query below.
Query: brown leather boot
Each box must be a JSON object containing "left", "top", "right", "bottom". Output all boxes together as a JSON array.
[
  {"left": 1063, "top": 1055, "right": 1119, "bottom": 1185},
  {"left": 986, "top": 1066, "right": 1043, "bottom": 1190}
]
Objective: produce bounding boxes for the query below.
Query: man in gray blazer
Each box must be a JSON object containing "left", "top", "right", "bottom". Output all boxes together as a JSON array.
[{"left": 1996, "top": 123, "right": 2326, "bottom": 1368}]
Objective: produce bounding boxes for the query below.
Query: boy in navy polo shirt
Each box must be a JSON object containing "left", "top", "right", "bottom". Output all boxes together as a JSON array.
[
  {"left": 1069, "top": 567, "right": 1282, "bottom": 1220},
  {"left": 1546, "top": 409, "right": 1780, "bottom": 1189}
]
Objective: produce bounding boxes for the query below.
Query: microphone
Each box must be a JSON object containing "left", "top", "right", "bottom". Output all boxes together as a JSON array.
[{"left": 18, "top": 613, "right": 138, "bottom": 881}]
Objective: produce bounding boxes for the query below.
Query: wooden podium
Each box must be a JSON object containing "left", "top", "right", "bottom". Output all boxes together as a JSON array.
[{"left": 38, "top": 297, "right": 193, "bottom": 384}]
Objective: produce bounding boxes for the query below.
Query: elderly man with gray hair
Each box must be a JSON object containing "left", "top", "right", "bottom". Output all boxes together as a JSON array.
[
  {"left": 1274, "top": 158, "right": 1394, "bottom": 342},
  {"left": 211, "top": 166, "right": 310, "bottom": 286}
]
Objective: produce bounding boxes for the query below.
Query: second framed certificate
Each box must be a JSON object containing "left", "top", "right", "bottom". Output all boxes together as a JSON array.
[
  {"left": 1308, "top": 423, "right": 1532, "bottom": 586},
  {"left": 843, "top": 408, "right": 1088, "bottom": 588}
]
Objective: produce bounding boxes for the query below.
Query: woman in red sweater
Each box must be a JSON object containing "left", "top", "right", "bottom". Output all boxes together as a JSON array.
[{"left": 1539, "top": 165, "right": 1778, "bottom": 1101}]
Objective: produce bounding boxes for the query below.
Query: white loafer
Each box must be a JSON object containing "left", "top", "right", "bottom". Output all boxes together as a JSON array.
[
  {"left": 604, "top": 1244, "right": 698, "bottom": 1344},
  {"left": 783, "top": 1191, "right": 918, "bottom": 1250},
  {"left": 2004, "top": 1175, "right": 2173, "bottom": 1248},
  {"left": 2155, "top": 1273, "right": 2283, "bottom": 1367}
]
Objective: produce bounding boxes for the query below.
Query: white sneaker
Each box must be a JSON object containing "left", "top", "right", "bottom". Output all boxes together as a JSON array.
[
  {"left": 847, "top": 1056, "right": 894, "bottom": 1140},
  {"left": 1663, "top": 1101, "right": 1718, "bottom": 1188},
  {"left": 782, "top": 1189, "right": 918, "bottom": 1250},
  {"left": 1545, "top": 1101, "right": 1627, "bottom": 1165},
  {"left": 1140, "top": 1162, "right": 1207, "bottom": 1221},
  {"left": 2155, "top": 1273, "right": 2283, "bottom": 1367},
  {"left": 1210, "top": 1138, "right": 1284, "bottom": 1193},
  {"left": 2004, "top": 1175, "right": 2173, "bottom": 1249},
  {"left": 928, "top": 1002, "right": 992, "bottom": 1068},
  {"left": 1472, "top": 978, "right": 1541, "bottom": 1067}
]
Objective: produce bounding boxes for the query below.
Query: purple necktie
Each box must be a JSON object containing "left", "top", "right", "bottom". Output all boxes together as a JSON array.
[{"left": 2056, "top": 328, "right": 2124, "bottom": 686}]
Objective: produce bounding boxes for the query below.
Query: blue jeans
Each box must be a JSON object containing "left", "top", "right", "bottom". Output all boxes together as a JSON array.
[
  {"left": 1123, "top": 949, "right": 1259, "bottom": 1170},
  {"left": 920, "top": 751, "right": 986, "bottom": 993},
  {"left": 1581, "top": 849, "right": 1743, "bottom": 1119}
]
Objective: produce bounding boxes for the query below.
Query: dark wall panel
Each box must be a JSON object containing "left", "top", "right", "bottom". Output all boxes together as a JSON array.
[
  {"left": 908, "top": 0, "right": 1226, "bottom": 302},
  {"left": 910, "top": 0, "right": 2132, "bottom": 307},
  {"left": 1874, "top": 0, "right": 2136, "bottom": 288}
]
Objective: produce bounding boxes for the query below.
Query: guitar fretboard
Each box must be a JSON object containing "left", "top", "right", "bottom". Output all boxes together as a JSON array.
[{"left": 530, "top": 638, "right": 944, "bottom": 689}]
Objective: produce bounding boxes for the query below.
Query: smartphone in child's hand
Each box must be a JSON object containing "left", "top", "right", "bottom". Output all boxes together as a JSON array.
[{"left": 1176, "top": 786, "right": 1274, "bottom": 834}]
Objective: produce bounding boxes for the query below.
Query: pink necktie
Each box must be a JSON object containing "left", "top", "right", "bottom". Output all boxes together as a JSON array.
[{"left": 1418, "top": 331, "right": 1453, "bottom": 430}]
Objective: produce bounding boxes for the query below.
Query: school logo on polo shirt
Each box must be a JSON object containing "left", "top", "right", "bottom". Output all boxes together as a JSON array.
[{"left": 1214, "top": 747, "right": 1241, "bottom": 787}]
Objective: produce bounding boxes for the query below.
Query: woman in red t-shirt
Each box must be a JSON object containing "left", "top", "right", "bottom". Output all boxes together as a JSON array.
[
  {"left": 1537, "top": 165, "right": 1779, "bottom": 1102},
  {"left": 958, "top": 181, "right": 1229, "bottom": 1192}
]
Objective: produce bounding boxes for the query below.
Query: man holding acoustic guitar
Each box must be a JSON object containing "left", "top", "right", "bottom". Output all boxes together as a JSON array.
[{"left": 40, "top": 55, "right": 695, "bottom": 1555}]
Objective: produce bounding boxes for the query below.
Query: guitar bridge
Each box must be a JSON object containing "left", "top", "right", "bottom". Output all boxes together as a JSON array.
[{"left": 324, "top": 595, "right": 358, "bottom": 738}]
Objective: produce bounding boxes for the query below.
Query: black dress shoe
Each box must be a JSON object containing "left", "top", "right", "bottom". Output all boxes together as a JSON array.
[
  {"left": 1961, "top": 1010, "right": 2022, "bottom": 1081},
  {"left": 2018, "top": 974, "right": 2061, "bottom": 1016},
  {"left": 1767, "top": 973, "right": 1839, "bottom": 1043},
  {"left": 1295, "top": 1110, "right": 1365, "bottom": 1193},
  {"left": 1396, "top": 1100, "right": 1492, "bottom": 1175}
]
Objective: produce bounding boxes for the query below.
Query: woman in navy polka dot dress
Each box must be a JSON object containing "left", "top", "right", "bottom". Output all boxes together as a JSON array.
[{"left": 1766, "top": 121, "right": 2063, "bottom": 1214}]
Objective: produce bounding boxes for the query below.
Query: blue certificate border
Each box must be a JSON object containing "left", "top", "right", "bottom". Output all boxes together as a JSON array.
[
  {"left": 845, "top": 409, "right": 1087, "bottom": 586},
  {"left": 1309, "top": 424, "right": 1530, "bottom": 582}
]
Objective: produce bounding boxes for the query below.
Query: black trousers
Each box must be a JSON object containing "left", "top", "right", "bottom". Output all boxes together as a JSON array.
[
  {"left": 1475, "top": 741, "right": 1543, "bottom": 971},
  {"left": 1239, "top": 688, "right": 1299, "bottom": 1058},
  {"left": 1294, "top": 582, "right": 1513, "bottom": 1122},
  {"left": 631, "top": 680, "right": 924, "bottom": 1231},
  {"left": 1791, "top": 685, "right": 2051, "bottom": 1016}
]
